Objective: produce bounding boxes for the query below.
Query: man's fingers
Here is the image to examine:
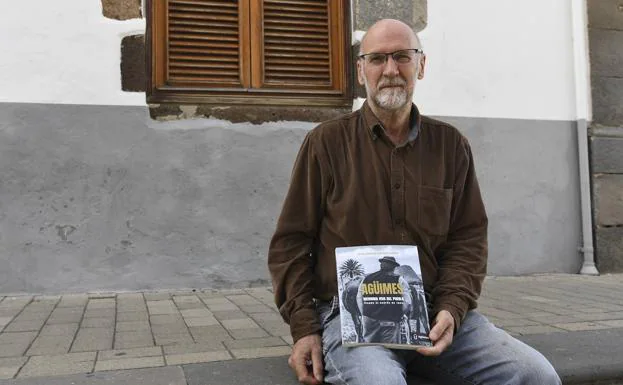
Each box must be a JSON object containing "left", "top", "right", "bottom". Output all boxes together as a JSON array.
[
  {"left": 416, "top": 327, "right": 452, "bottom": 356},
  {"left": 311, "top": 344, "right": 324, "bottom": 383},
  {"left": 290, "top": 354, "right": 316, "bottom": 384}
]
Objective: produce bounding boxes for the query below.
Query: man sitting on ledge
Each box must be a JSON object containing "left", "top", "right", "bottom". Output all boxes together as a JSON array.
[{"left": 268, "top": 18, "right": 561, "bottom": 385}]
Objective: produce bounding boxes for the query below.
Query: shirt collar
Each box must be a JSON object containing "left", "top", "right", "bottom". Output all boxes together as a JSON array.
[{"left": 361, "top": 100, "right": 421, "bottom": 146}]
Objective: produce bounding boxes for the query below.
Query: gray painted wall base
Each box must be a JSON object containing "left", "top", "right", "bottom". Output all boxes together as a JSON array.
[{"left": 0, "top": 103, "right": 582, "bottom": 293}]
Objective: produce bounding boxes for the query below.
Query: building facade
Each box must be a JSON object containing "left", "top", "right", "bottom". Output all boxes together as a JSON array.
[{"left": 0, "top": 0, "right": 619, "bottom": 294}]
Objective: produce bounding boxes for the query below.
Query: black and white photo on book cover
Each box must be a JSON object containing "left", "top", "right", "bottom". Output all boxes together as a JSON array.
[{"left": 335, "top": 245, "right": 432, "bottom": 349}]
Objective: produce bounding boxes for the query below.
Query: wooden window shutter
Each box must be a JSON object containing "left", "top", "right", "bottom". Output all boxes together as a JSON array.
[
  {"left": 148, "top": 0, "right": 351, "bottom": 106},
  {"left": 249, "top": 0, "right": 347, "bottom": 94}
]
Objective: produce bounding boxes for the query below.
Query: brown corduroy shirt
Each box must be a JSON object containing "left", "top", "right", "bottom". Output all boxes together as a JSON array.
[{"left": 268, "top": 101, "right": 488, "bottom": 343}]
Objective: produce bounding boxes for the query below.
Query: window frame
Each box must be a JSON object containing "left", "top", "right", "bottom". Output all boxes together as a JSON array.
[{"left": 146, "top": 0, "right": 353, "bottom": 107}]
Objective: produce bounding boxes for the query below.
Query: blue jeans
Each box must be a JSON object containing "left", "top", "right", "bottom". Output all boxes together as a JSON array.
[{"left": 317, "top": 299, "right": 561, "bottom": 385}]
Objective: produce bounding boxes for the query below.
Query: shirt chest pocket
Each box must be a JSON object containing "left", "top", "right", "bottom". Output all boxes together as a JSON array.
[{"left": 418, "top": 186, "right": 453, "bottom": 236}]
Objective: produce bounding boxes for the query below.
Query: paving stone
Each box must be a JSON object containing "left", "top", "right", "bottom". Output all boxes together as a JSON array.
[
  {"left": 18, "top": 352, "right": 95, "bottom": 378},
  {"left": 0, "top": 364, "right": 22, "bottom": 379},
  {"left": 223, "top": 336, "right": 287, "bottom": 350},
  {"left": 57, "top": 295, "right": 89, "bottom": 308},
  {"left": 163, "top": 342, "right": 226, "bottom": 355},
  {"left": 39, "top": 323, "right": 79, "bottom": 336},
  {"left": 228, "top": 328, "right": 270, "bottom": 339},
  {"left": 154, "top": 332, "right": 194, "bottom": 346},
  {"left": 82, "top": 317, "right": 115, "bottom": 328},
  {"left": 180, "top": 309, "right": 213, "bottom": 318},
  {"left": 212, "top": 310, "right": 247, "bottom": 320},
  {"left": 116, "top": 321, "right": 151, "bottom": 332},
  {"left": 147, "top": 301, "right": 179, "bottom": 315},
  {"left": 117, "top": 311, "right": 149, "bottom": 322},
  {"left": 250, "top": 312, "right": 282, "bottom": 322},
  {"left": 3, "top": 319, "right": 45, "bottom": 332},
  {"left": 230, "top": 346, "right": 291, "bottom": 359},
  {"left": 150, "top": 315, "right": 184, "bottom": 325},
  {"left": 84, "top": 309, "right": 115, "bottom": 318},
  {"left": 88, "top": 293, "right": 116, "bottom": 299},
  {"left": 0, "top": 297, "right": 32, "bottom": 310},
  {"left": 47, "top": 308, "right": 84, "bottom": 324},
  {"left": 226, "top": 295, "right": 262, "bottom": 306},
  {"left": 151, "top": 323, "right": 188, "bottom": 334},
  {"left": 12, "top": 309, "right": 52, "bottom": 321},
  {"left": 552, "top": 321, "right": 614, "bottom": 331},
  {"left": 599, "top": 319, "right": 623, "bottom": 327},
  {"left": 505, "top": 325, "right": 566, "bottom": 335},
  {"left": 0, "top": 357, "right": 28, "bottom": 369},
  {"left": 95, "top": 356, "right": 164, "bottom": 371},
  {"left": 221, "top": 318, "right": 260, "bottom": 330},
  {"left": 206, "top": 303, "right": 240, "bottom": 311},
  {"left": 114, "top": 331, "right": 154, "bottom": 349},
  {"left": 189, "top": 326, "right": 232, "bottom": 342},
  {"left": 0, "top": 344, "right": 29, "bottom": 358},
  {"left": 256, "top": 320, "right": 290, "bottom": 336},
  {"left": 143, "top": 293, "right": 171, "bottom": 301},
  {"left": 0, "top": 331, "right": 37, "bottom": 344},
  {"left": 32, "top": 295, "right": 61, "bottom": 304},
  {"left": 98, "top": 346, "right": 162, "bottom": 360},
  {"left": 165, "top": 351, "right": 231, "bottom": 365},
  {"left": 117, "top": 293, "right": 144, "bottom": 301},
  {"left": 71, "top": 328, "right": 113, "bottom": 352},
  {"left": 87, "top": 299, "right": 116, "bottom": 309},
  {"left": 184, "top": 317, "right": 220, "bottom": 327},
  {"left": 26, "top": 334, "right": 73, "bottom": 356},
  {"left": 238, "top": 304, "right": 274, "bottom": 313},
  {"left": 201, "top": 297, "right": 234, "bottom": 306}
]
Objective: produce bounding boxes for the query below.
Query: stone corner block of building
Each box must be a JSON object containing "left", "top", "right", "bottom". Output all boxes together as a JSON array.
[
  {"left": 596, "top": 226, "right": 623, "bottom": 273},
  {"left": 591, "top": 135, "right": 623, "bottom": 173},
  {"left": 121, "top": 34, "right": 146, "bottom": 92},
  {"left": 352, "top": 0, "right": 427, "bottom": 32},
  {"left": 102, "top": 0, "right": 142, "bottom": 20},
  {"left": 593, "top": 174, "right": 623, "bottom": 226},
  {"left": 588, "top": 0, "right": 623, "bottom": 30}
]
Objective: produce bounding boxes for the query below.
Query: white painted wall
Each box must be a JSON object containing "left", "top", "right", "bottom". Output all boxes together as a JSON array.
[
  {"left": 417, "top": 0, "right": 577, "bottom": 120},
  {"left": 0, "top": 0, "right": 582, "bottom": 120},
  {"left": 0, "top": 1, "right": 145, "bottom": 106}
]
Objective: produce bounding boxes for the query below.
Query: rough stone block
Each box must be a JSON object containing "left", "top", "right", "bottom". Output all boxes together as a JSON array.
[
  {"left": 592, "top": 76, "right": 623, "bottom": 126},
  {"left": 3, "top": 320, "right": 44, "bottom": 332},
  {"left": 95, "top": 356, "right": 164, "bottom": 372},
  {"left": 593, "top": 174, "right": 623, "bottom": 225},
  {"left": 121, "top": 34, "right": 146, "bottom": 92},
  {"left": 117, "top": 311, "right": 149, "bottom": 322},
  {"left": 0, "top": 344, "right": 28, "bottom": 358},
  {"left": 596, "top": 226, "right": 623, "bottom": 272},
  {"left": 0, "top": 357, "right": 27, "bottom": 379},
  {"left": 591, "top": 136, "right": 623, "bottom": 173},
  {"left": 82, "top": 317, "right": 115, "bottom": 328},
  {"left": 221, "top": 318, "right": 260, "bottom": 330},
  {"left": 353, "top": 0, "right": 427, "bottom": 31},
  {"left": 590, "top": 29, "right": 623, "bottom": 78},
  {"left": 588, "top": 0, "right": 623, "bottom": 30},
  {"left": 115, "top": 321, "right": 151, "bottom": 332},
  {"left": 228, "top": 328, "right": 269, "bottom": 339},
  {"left": 101, "top": 0, "right": 142, "bottom": 20},
  {"left": 39, "top": 323, "right": 79, "bottom": 336}
]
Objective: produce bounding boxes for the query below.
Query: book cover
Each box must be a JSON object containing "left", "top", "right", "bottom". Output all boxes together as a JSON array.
[{"left": 335, "top": 245, "right": 432, "bottom": 349}]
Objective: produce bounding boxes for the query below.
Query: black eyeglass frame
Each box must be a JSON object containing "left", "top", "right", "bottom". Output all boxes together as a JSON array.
[{"left": 357, "top": 48, "right": 424, "bottom": 64}]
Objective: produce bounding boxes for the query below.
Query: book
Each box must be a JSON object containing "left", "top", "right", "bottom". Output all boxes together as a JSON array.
[{"left": 335, "top": 245, "right": 432, "bottom": 349}]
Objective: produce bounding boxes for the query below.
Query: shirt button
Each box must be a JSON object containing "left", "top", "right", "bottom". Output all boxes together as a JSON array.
[{"left": 394, "top": 183, "right": 401, "bottom": 189}]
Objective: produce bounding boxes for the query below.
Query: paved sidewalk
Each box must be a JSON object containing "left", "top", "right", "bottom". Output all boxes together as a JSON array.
[{"left": 0, "top": 274, "right": 622, "bottom": 383}]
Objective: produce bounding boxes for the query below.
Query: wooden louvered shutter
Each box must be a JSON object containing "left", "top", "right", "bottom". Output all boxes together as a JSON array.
[
  {"left": 250, "top": 0, "right": 346, "bottom": 93},
  {"left": 151, "top": 0, "right": 251, "bottom": 90},
  {"left": 148, "top": 0, "right": 350, "bottom": 105}
]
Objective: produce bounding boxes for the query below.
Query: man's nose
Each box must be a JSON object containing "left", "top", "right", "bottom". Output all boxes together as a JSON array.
[{"left": 382, "top": 55, "right": 400, "bottom": 75}]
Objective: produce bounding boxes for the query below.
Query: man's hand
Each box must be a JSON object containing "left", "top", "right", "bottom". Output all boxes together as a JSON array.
[
  {"left": 288, "top": 334, "right": 324, "bottom": 385},
  {"left": 416, "top": 310, "right": 454, "bottom": 356}
]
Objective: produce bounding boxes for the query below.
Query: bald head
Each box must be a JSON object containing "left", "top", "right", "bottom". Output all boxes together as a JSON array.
[{"left": 360, "top": 19, "right": 421, "bottom": 55}]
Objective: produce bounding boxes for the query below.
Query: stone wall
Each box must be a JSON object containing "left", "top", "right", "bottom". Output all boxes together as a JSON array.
[{"left": 587, "top": 0, "right": 623, "bottom": 272}]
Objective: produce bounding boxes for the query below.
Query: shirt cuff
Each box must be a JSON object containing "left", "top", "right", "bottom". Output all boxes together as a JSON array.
[
  {"left": 289, "top": 307, "right": 322, "bottom": 344},
  {"left": 432, "top": 299, "right": 468, "bottom": 332}
]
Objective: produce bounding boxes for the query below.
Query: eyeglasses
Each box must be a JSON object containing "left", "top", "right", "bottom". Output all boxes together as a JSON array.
[{"left": 358, "top": 48, "right": 424, "bottom": 66}]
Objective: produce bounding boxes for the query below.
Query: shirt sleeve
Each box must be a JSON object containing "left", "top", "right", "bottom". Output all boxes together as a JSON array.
[
  {"left": 431, "top": 137, "right": 488, "bottom": 331},
  {"left": 267, "top": 130, "right": 331, "bottom": 343}
]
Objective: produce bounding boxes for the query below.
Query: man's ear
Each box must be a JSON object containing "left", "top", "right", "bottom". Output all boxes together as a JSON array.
[
  {"left": 417, "top": 55, "right": 426, "bottom": 80},
  {"left": 357, "top": 60, "right": 365, "bottom": 85}
]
